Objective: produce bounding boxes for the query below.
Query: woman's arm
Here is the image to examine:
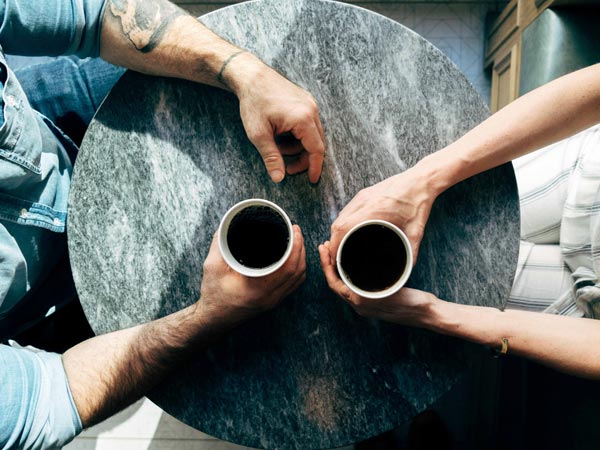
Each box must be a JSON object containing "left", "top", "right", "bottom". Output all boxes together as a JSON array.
[
  {"left": 328, "top": 64, "right": 600, "bottom": 260},
  {"left": 319, "top": 241, "right": 600, "bottom": 379},
  {"left": 415, "top": 63, "right": 600, "bottom": 195},
  {"left": 431, "top": 299, "right": 600, "bottom": 379}
]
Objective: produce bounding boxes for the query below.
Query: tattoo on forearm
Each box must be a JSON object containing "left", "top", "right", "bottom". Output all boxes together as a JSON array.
[{"left": 109, "top": 0, "right": 187, "bottom": 53}]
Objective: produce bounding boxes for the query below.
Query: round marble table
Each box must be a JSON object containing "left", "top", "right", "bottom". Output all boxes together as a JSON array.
[{"left": 68, "top": 0, "right": 519, "bottom": 448}]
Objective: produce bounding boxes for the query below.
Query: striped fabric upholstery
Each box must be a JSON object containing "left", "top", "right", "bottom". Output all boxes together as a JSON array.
[{"left": 507, "top": 124, "right": 600, "bottom": 317}]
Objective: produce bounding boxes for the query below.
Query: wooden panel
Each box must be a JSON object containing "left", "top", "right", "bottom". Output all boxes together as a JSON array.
[
  {"left": 485, "top": 22, "right": 518, "bottom": 68},
  {"left": 495, "top": 63, "right": 512, "bottom": 110},
  {"left": 490, "top": 40, "right": 520, "bottom": 112},
  {"left": 485, "top": 0, "right": 519, "bottom": 61},
  {"left": 485, "top": 0, "right": 557, "bottom": 71}
]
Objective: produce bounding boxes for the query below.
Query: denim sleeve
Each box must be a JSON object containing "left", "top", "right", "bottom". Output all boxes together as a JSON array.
[
  {"left": 0, "top": 344, "right": 83, "bottom": 450},
  {"left": 0, "top": 0, "right": 107, "bottom": 57}
]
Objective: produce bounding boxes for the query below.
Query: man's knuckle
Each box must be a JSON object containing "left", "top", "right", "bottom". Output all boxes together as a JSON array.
[
  {"left": 344, "top": 291, "right": 356, "bottom": 304},
  {"left": 202, "top": 260, "right": 215, "bottom": 273},
  {"left": 331, "top": 221, "right": 344, "bottom": 235},
  {"left": 279, "top": 266, "right": 291, "bottom": 279},
  {"left": 297, "top": 108, "right": 314, "bottom": 123},
  {"left": 289, "top": 261, "right": 301, "bottom": 276},
  {"left": 263, "top": 154, "right": 280, "bottom": 165},
  {"left": 300, "top": 261, "right": 307, "bottom": 273},
  {"left": 356, "top": 189, "right": 369, "bottom": 201},
  {"left": 248, "top": 128, "right": 266, "bottom": 143}
]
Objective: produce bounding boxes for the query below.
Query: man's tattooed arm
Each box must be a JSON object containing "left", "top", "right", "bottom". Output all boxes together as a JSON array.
[
  {"left": 108, "top": 0, "right": 187, "bottom": 53},
  {"left": 99, "top": 0, "right": 326, "bottom": 184},
  {"left": 101, "top": 0, "right": 251, "bottom": 89}
]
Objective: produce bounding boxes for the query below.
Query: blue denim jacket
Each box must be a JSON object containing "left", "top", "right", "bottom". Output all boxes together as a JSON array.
[
  {"left": 0, "top": 0, "right": 107, "bottom": 316},
  {"left": 0, "top": 0, "right": 109, "bottom": 448}
]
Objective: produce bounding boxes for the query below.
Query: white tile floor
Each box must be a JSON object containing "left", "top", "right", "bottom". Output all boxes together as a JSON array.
[
  {"left": 65, "top": 398, "right": 354, "bottom": 450},
  {"left": 64, "top": 398, "right": 261, "bottom": 450}
]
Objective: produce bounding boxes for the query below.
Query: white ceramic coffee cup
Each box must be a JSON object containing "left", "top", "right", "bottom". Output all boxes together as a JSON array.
[
  {"left": 336, "top": 219, "right": 413, "bottom": 299},
  {"left": 218, "top": 199, "right": 294, "bottom": 277}
]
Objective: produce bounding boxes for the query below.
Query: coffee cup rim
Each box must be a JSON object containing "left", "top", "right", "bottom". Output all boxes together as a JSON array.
[
  {"left": 218, "top": 199, "right": 294, "bottom": 277},
  {"left": 336, "top": 219, "right": 413, "bottom": 299}
]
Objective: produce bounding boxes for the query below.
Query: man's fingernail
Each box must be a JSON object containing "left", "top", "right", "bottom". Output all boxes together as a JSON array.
[{"left": 271, "top": 170, "right": 284, "bottom": 182}]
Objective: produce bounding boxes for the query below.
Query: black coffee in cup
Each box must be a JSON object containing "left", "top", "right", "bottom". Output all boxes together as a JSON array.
[
  {"left": 339, "top": 224, "right": 407, "bottom": 292},
  {"left": 227, "top": 205, "right": 290, "bottom": 269}
]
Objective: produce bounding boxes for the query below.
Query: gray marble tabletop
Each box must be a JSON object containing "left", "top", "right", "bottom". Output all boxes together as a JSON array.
[{"left": 68, "top": 0, "right": 519, "bottom": 448}]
